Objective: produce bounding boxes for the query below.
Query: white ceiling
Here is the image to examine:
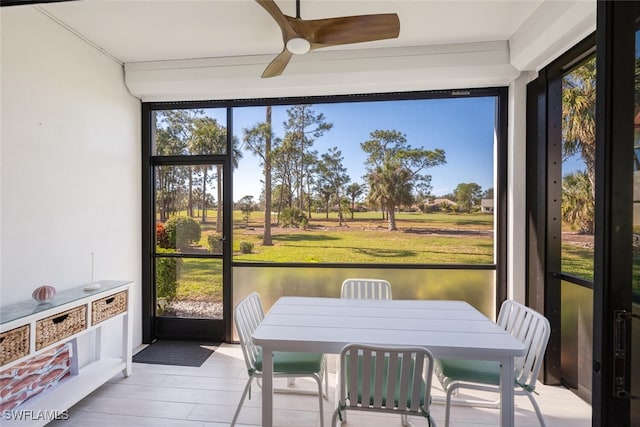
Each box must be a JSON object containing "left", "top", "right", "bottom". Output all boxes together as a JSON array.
[
  {"left": 20, "top": 0, "right": 595, "bottom": 100},
  {"left": 37, "top": 0, "right": 545, "bottom": 64}
]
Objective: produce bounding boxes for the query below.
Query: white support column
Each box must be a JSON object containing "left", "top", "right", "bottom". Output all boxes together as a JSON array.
[{"left": 508, "top": 71, "right": 537, "bottom": 304}]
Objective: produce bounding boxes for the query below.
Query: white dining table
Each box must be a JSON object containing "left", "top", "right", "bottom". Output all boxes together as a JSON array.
[{"left": 252, "top": 296, "right": 526, "bottom": 427}]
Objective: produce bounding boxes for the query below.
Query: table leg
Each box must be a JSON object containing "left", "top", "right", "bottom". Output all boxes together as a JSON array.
[
  {"left": 262, "top": 348, "right": 274, "bottom": 427},
  {"left": 499, "top": 357, "right": 515, "bottom": 427}
]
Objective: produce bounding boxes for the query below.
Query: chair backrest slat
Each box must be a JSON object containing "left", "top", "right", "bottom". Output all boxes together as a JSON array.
[
  {"left": 347, "top": 347, "right": 361, "bottom": 408},
  {"left": 396, "top": 351, "right": 411, "bottom": 410},
  {"left": 497, "top": 300, "right": 550, "bottom": 390},
  {"left": 409, "top": 350, "right": 425, "bottom": 411},
  {"left": 234, "top": 292, "right": 265, "bottom": 372},
  {"left": 341, "top": 278, "right": 392, "bottom": 300},
  {"left": 386, "top": 351, "right": 399, "bottom": 409},
  {"left": 373, "top": 349, "right": 386, "bottom": 407}
]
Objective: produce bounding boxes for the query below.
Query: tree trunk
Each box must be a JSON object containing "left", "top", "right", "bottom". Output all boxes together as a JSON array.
[
  {"left": 201, "top": 169, "right": 207, "bottom": 224},
  {"left": 263, "top": 106, "right": 273, "bottom": 245},
  {"left": 188, "top": 167, "right": 193, "bottom": 217},
  {"left": 387, "top": 205, "right": 397, "bottom": 231},
  {"left": 216, "top": 165, "right": 223, "bottom": 233},
  {"left": 336, "top": 191, "right": 343, "bottom": 226},
  {"left": 277, "top": 182, "right": 284, "bottom": 225}
]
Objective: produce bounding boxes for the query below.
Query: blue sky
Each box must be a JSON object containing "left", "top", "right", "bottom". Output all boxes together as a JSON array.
[{"left": 224, "top": 96, "right": 497, "bottom": 203}]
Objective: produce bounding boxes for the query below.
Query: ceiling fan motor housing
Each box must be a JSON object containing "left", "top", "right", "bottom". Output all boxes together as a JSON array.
[{"left": 286, "top": 37, "right": 311, "bottom": 55}]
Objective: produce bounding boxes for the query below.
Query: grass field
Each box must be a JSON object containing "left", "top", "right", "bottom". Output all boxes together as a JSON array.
[
  {"left": 181, "top": 209, "right": 602, "bottom": 271},
  {"left": 231, "top": 210, "right": 494, "bottom": 264},
  {"left": 176, "top": 258, "right": 223, "bottom": 300},
  {"left": 158, "top": 209, "right": 624, "bottom": 306}
]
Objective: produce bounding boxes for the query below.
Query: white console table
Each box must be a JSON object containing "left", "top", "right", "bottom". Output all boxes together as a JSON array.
[{"left": 0, "top": 280, "right": 132, "bottom": 426}]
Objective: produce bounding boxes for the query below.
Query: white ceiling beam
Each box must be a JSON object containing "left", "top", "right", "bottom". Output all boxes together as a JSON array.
[{"left": 125, "top": 41, "right": 519, "bottom": 102}]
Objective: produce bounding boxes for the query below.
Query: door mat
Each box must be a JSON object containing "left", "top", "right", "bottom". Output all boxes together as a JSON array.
[{"left": 133, "top": 340, "right": 218, "bottom": 367}]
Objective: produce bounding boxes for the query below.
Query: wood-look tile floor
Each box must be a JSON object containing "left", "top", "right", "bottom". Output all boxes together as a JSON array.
[{"left": 49, "top": 343, "right": 591, "bottom": 427}]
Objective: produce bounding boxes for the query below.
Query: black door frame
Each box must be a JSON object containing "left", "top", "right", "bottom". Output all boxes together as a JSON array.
[
  {"left": 592, "top": 2, "right": 638, "bottom": 426},
  {"left": 526, "top": 34, "right": 596, "bottom": 388},
  {"left": 141, "top": 103, "right": 234, "bottom": 343},
  {"left": 527, "top": 2, "right": 639, "bottom": 424}
]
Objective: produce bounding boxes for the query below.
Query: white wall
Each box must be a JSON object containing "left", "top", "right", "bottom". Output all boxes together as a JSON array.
[{"left": 0, "top": 7, "right": 142, "bottom": 345}]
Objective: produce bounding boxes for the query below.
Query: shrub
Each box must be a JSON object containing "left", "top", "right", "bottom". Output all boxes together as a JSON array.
[
  {"left": 156, "top": 248, "right": 181, "bottom": 302},
  {"left": 280, "top": 207, "right": 308, "bottom": 228},
  {"left": 239, "top": 241, "right": 254, "bottom": 254},
  {"left": 164, "top": 216, "right": 201, "bottom": 249},
  {"left": 208, "top": 233, "right": 223, "bottom": 254},
  {"left": 156, "top": 222, "right": 170, "bottom": 249}
]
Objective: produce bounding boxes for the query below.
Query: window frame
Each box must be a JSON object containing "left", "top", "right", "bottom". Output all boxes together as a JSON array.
[{"left": 142, "top": 87, "right": 509, "bottom": 342}]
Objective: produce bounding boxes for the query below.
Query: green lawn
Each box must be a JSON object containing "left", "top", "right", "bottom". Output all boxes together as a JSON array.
[
  {"left": 561, "top": 244, "right": 594, "bottom": 281},
  {"left": 176, "top": 258, "right": 223, "bottom": 300},
  {"left": 163, "top": 210, "right": 496, "bottom": 303},
  {"left": 233, "top": 229, "right": 493, "bottom": 264},
  {"left": 163, "top": 209, "right": 640, "bottom": 301},
  {"left": 232, "top": 211, "right": 494, "bottom": 264}
]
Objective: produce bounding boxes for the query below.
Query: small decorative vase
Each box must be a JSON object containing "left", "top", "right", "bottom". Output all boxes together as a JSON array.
[{"left": 32, "top": 285, "right": 56, "bottom": 304}]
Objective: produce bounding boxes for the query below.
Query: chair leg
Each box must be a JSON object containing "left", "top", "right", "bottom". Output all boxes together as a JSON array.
[
  {"left": 331, "top": 406, "right": 342, "bottom": 427},
  {"left": 231, "top": 376, "right": 254, "bottom": 427},
  {"left": 324, "top": 357, "right": 329, "bottom": 399},
  {"left": 444, "top": 383, "right": 458, "bottom": 427},
  {"left": 525, "top": 392, "right": 547, "bottom": 427},
  {"left": 316, "top": 375, "right": 325, "bottom": 427}
]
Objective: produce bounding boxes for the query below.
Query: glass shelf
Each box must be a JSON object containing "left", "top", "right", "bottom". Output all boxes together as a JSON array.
[{"left": 1, "top": 280, "right": 131, "bottom": 325}]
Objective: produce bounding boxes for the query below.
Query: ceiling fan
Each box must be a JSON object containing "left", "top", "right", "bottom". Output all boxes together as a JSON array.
[{"left": 256, "top": 0, "right": 400, "bottom": 78}]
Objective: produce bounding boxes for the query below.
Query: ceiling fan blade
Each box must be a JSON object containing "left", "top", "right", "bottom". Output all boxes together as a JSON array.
[
  {"left": 256, "top": 0, "right": 299, "bottom": 40},
  {"left": 301, "top": 14, "right": 400, "bottom": 48},
  {"left": 262, "top": 49, "right": 294, "bottom": 78}
]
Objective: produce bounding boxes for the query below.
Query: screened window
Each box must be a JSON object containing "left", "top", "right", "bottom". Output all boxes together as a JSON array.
[{"left": 232, "top": 97, "right": 498, "bottom": 265}]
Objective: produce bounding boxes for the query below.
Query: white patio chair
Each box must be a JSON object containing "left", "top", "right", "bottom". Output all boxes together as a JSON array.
[
  {"left": 231, "top": 292, "right": 328, "bottom": 427},
  {"left": 434, "top": 299, "right": 551, "bottom": 427},
  {"left": 340, "top": 278, "right": 404, "bottom": 422},
  {"left": 332, "top": 343, "right": 437, "bottom": 427},
  {"left": 341, "top": 278, "right": 392, "bottom": 300}
]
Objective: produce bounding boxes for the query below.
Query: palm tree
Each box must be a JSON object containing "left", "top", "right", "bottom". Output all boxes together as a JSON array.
[
  {"left": 562, "top": 56, "right": 596, "bottom": 209},
  {"left": 191, "top": 117, "right": 225, "bottom": 224},
  {"left": 367, "top": 160, "right": 414, "bottom": 231},
  {"left": 345, "top": 183, "right": 364, "bottom": 219},
  {"left": 562, "top": 170, "right": 594, "bottom": 234},
  {"left": 362, "top": 129, "right": 446, "bottom": 231},
  {"left": 191, "top": 117, "right": 242, "bottom": 231}
]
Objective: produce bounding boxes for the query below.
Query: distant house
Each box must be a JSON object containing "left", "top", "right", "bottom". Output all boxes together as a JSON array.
[{"left": 481, "top": 199, "right": 494, "bottom": 213}]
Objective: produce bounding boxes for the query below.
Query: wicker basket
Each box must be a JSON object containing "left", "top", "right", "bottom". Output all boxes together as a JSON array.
[
  {"left": 92, "top": 291, "right": 127, "bottom": 325},
  {"left": 36, "top": 306, "right": 87, "bottom": 350},
  {"left": 0, "top": 325, "right": 30, "bottom": 366}
]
